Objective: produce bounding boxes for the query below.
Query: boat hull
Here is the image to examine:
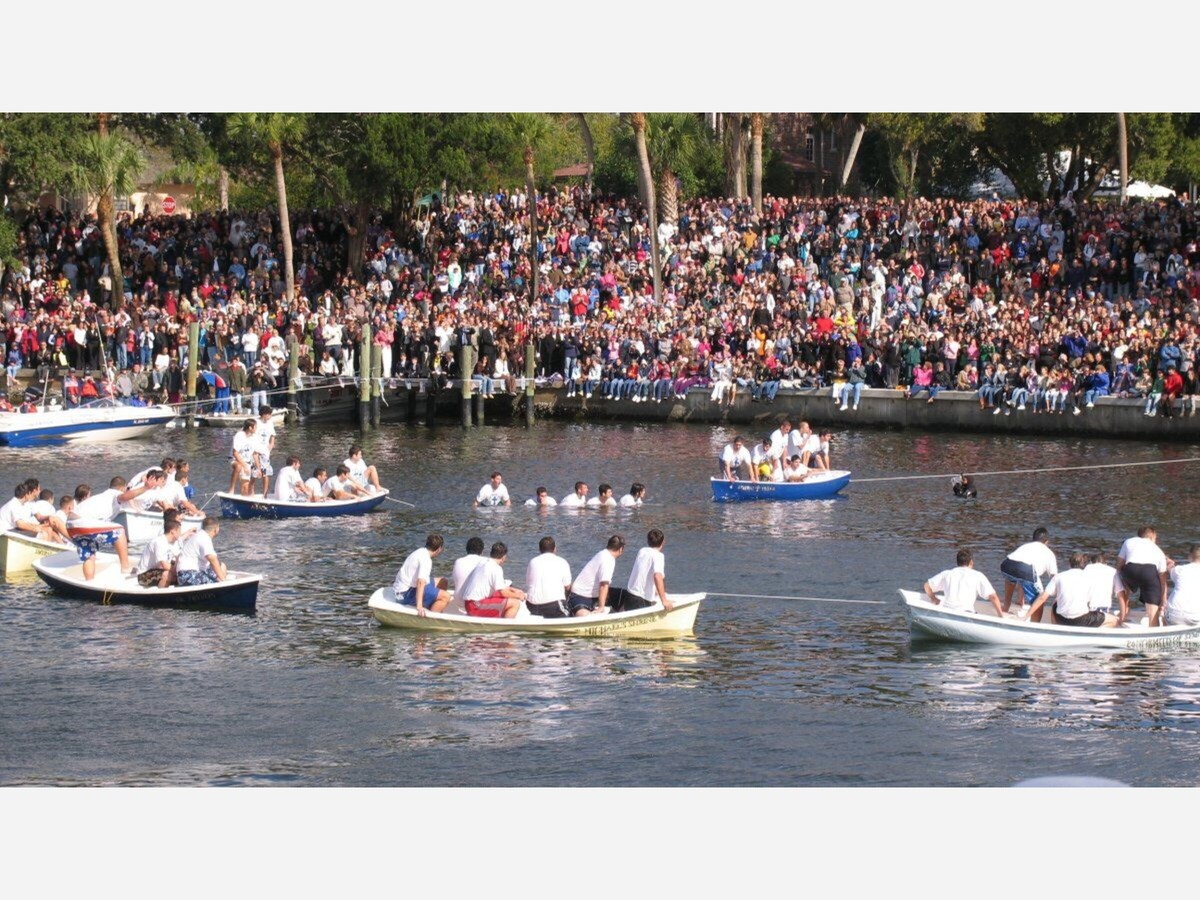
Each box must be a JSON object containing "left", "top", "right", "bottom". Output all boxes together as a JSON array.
[
  {"left": 34, "top": 551, "right": 260, "bottom": 611},
  {"left": 711, "top": 471, "right": 851, "bottom": 502},
  {"left": 369, "top": 588, "right": 703, "bottom": 637},
  {"left": 900, "top": 590, "right": 1200, "bottom": 649},
  {"left": 0, "top": 405, "right": 176, "bottom": 447},
  {"left": 113, "top": 509, "right": 205, "bottom": 544},
  {"left": 217, "top": 489, "right": 390, "bottom": 519},
  {"left": 1, "top": 530, "right": 71, "bottom": 574}
]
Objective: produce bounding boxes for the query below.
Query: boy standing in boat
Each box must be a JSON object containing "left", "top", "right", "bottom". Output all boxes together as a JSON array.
[
  {"left": 1027, "top": 553, "right": 1119, "bottom": 628},
  {"left": 1000, "top": 527, "right": 1058, "bottom": 616}
]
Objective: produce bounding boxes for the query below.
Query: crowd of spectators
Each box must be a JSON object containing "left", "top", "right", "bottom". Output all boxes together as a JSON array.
[{"left": 3, "top": 184, "right": 1200, "bottom": 419}]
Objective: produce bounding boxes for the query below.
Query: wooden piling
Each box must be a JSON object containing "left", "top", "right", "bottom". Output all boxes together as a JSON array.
[
  {"left": 358, "top": 323, "right": 371, "bottom": 432},
  {"left": 525, "top": 341, "right": 535, "bottom": 428},
  {"left": 460, "top": 344, "right": 474, "bottom": 427},
  {"left": 184, "top": 321, "right": 199, "bottom": 427},
  {"left": 286, "top": 339, "right": 300, "bottom": 424},
  {"left": 370, "top": 340, "right": 382, "bottom": 428}
]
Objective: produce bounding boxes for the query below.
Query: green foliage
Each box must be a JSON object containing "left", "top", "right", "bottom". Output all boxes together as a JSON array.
[
  {"left": 0, "top": 211, "right": 19, "bottom": 269},
  {"left": 67, "top": 132, "right": 145, "bottom": 201},
  {"left": 0, "top": 113, "right": 91, "bottom": 204}
]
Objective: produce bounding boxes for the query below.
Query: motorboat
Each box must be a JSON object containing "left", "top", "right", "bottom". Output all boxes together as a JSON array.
[{"left": 0, "top": 399, "right": 175, "bottom": 447}]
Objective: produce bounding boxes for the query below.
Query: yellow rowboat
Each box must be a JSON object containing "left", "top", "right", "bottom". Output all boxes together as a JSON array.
[{"left": 1, "top": 530, "right": 72, "bottom": 575}]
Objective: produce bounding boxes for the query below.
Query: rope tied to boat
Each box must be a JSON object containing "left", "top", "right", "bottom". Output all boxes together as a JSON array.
[{"left": 851, "top": 456, "right": 1200, "bottom": 484}]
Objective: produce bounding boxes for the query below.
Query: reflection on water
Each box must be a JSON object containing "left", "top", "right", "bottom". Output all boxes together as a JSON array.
[{"left": 4, "top": 422, "right": 1200, "bottom": 785}]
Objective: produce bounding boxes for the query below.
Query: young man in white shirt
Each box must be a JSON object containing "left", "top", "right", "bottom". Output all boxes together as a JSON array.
[
  {"left": 524, "top": 486, "right": 557, "bottom": 507},
  {"left": 344, "top": 445, "right": 382, "bottom": 493},
  {"left": 559, "top": 481, "right": 589, "bottom": 508},
  {"left": 1029, "top": 552, "right": 1118, "bottom": 628},
  {"left": 1166, "top": 544, "right": 1200, "bottom": 626},
  {"left": 254, "top": 405, "right": 277, "bottom": 496},
  {"left": 459, "top": 541, "right": 524, "bottom": 618},
  {"left": 393, "top": 534, "right": 452, "bottom": 616},
  {"left": 137, "top": 516, "right": 182, "bottom": 588},
  {"left": 326, "top": 464, "right": 370, "bottom": 500},
  {"left": 452, "top": 537, "right": 487, "bottom": 595},
  {"left": 1117, "top": 526, "right": 1170, "bottom": 626},
  {"left": 568, "top": 534, "right": 625, "bottom": 616},
  {"left": 69, "top": 478, "right": 144, "bottom": 579},
  {"left": 618, "top": 483, "right": 645, "bottom": 507},
  {"left": 586, "top": 483, "right": 617, "bottom": 508},
  {"left": 229, "top": 418, "right": 259, "bottom": 495},
  {"left": 616, "top": 528, "right": 672, "bottom": 612},
  {"left": 275, "top": 456, "right": 316, "bottom": 502},
  {"left": 175, "top": 517, "right": 227, "bottom": 586},
  {"left": 1084, "top": 550, "right": 1129, "bottom": 624},
  {"left": 305, "top": 467, "right": 330, "bottom": 500},
  {"left": 1000, "top": 527, "right": 1058, "bottom": 615},
  {"left": 524, "top": 535, "right": 572, "bottom": 618},
  {"left": 720, "top": 436, "right": 755, "bottom": 482},
  {"left": 923, "top": 549, "right": 1003, "bottom": 617},
  {"left": 1, "top": 481, "right": 66, "bottom": 543},
  {"left": 474, "top": 471, "right": 511, "bottom": 507}
]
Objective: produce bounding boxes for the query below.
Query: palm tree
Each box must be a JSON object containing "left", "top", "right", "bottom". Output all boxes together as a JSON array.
[
  {"left": 508, "top": 114, "right": 552, "bottom": 304},
  {"left": 631, "top": 113, "right": 661, "bottom": 304},
  {"left": 228, "top": 113, "right": 304, "bottom": 299},
  {"left": 750, "top": 113, "right": 764, "bottom": 214},
  {"left": 68, "top": 128, "right": 144, "bottom": 308},
  {"left": 574, "top": 113, "right": 595, "bottom": 196},
  {"left": 645, "top": 113, "right": 703, "bottom": 225},
  {"left": 724, "top": 114, "right": 747, "bottom": 198},
  {"left": 1117, "top": 112, "right": 1129, "bottom": 206}
]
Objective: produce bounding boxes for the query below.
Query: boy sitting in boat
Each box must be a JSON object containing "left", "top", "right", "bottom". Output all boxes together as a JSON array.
[
  {"left": 344, "top": 446, "right": 383, "bottom": 494},
  {"left": 393, "top": 534, "right": 453, "bottom": 617},
  {"left": 924, "top": 549, "right": 1004, "bottom": 617},
  {"left": 137, "top": 515, "right": 183, "bottom": 588},
  {"left": 326, "top": 465, "right": 371, "bottom": 500},
  {"left": 459, "top": 542, "right": 525, "bottom": 618},
  {"left": 276, "top": 456, "right": 323, "bottom": 502},
  {"left": 1, "top": 480, "right": 70, "bottom": 545},
  {"left": 1026, "top": 553, "right": 1120, "bottom": 628},
  {"left": 175, "top": 517, "right": 227, "bottom": 586}
]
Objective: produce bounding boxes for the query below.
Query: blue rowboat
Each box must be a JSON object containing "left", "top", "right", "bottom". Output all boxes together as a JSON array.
[
  {"left": 217, "top": 488, "right": 390, "bottom": 520},
  {"left": 710, "top": 470, "right": 851, "bottom": 502},
  {"left": 33, "top": 550, "right": 260, "bottom": 612}
]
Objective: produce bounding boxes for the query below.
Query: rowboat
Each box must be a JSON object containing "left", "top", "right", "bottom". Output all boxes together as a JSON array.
[
  {"left": 711, "top": 470, "right": 851, "bottom": 502},
  {"left": 196, "top": 410, "right": 285, "bottom": 428},
  {"left": 217, "top": 488, "right": 390, "bottom": 519},
  {"left": 113, "top": 508, "right": 206, "bottom": 544},
  {"left": 369, "top": 587, "right": 704, "bottom": 637},
  {"left": 0, "top": 530, "right": 72, "bottom": 574},
  {"left": 0, "top": 400, "right": 175, "bottom": 447},
  {"left": 34, "top": 550, "right": 261, "bottom": 611},
  {"left": 899, "top": 589, "right": 1200, "bottom": 649}
]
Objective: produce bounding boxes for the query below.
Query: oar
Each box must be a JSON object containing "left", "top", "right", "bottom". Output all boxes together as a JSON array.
[
  {"left": 198, "top": 492, "right": 219, "bottom": 512},
  {"left": 384, "top": 496, "right": 415, "bottom": 508}
]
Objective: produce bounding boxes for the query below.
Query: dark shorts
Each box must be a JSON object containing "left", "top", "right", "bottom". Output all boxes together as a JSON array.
[
  {"left": 567, "top": 591, "right": 597, "bottom": 614},
  {"left": 1000, "top": 558, "right": 1040, "bottom": 603},
  {"left": 399, "top": 583, "right": 442, "bottom": 607},
  {"left": 1121, "top": 562, "right": 1164, "bottom": 606},
  {"left": 177, "top": 569, "right": 218, "bottom": 586},
  {"left": 610, "top": 589, "right": 653, "bottom": 612},
  {"left": 1055, "top": 608, "right": 1107, "bottom": 628},
  {"left": 527, "top": 599, "right": 569, "bottom": 618}
]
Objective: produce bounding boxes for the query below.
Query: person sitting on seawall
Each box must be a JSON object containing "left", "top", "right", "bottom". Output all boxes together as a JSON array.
[
  {"left": 720, "top": 436, "right": 756, "bottom": 482},
  {"left": 1164, "top": 544, "right": 1200, "bottom": 627},
  {"left": 175, "top": 517, "right": 227, "bottom": 586},
  {"left": 394, "top": 533, "right": 453, "bottom": 617},
  {"left": 905, "top": 360, "right": 937, "bottom": 403},
  {"left": 567, "top": 534, "right": 625, "bottom": 617},
  {"left": 619, "top": 483, "right": 645, "bottom": 507},
  {"left": 923, "top": 549, "right": 1004, "bottom": 618},
  {"left": 560, "top": 481, "right": 589, "bottom": 507},
  {"left": 525, "top": 486, "right": 558, "bottom": 507},
  {"left": 1084, "top": 550, "right": 1129, "bottom": 625},
  {"left": 587, "top": 483, "right": 617, "bottom": 507},
  {"left": 609, "top": 528, "right": 674, "bottom": 612},
  {"left": 474, "top": 471, "right": 511, "bottom": 507},
  {"left": 459, "top": 541, "right": 525, "bottom": 618},
  {"left": 1116, "top": 525, "right": 1170, "bottom": 626},
  {"left": 1000, "top": 527, "right": 1057, "bottom": 617},
  {"left": 1080, "top": 363, "right": 1110, "bottom": 411},
  {"left": 1027, "top": 552, "right": 1120, "bottom": 628}
]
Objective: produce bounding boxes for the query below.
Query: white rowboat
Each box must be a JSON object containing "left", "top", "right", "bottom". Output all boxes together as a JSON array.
[
  {"left": 369, "top": 587, "right": 703, "bottom": 637},
  {"left": 112, "top": 508, "right": 206, "bottom": 545},
  {"left": 900, "top": 589, "right": 1200, "bottom": 649},
  {"left": 0, "top": 530, "right": 73, "bottom": 574}
]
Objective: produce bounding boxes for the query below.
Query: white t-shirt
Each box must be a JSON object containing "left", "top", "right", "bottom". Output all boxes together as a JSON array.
[
  {"left": 1007, "top": 541, "right": 1058, "bottom": 580},
  {"left": 787, "top": 431, "right": 810, "bottom": 458},
  {"left": 29, "top": 499, "right": 56, "bottom": 521},
  {"left": 627, "top": 546, "right": 665, "bottom": 602},
  {"left": 275, "top": 466, "right": 307, "bottom": 501},
  {"left": 0, "top": 497, "right": 30, "bottom": 531},
  {"left": 586, "top": 496, "right": 616, "bottom": 508},
  {"left": 255, "top": 419, "right": 276, "bottom": 458},
  {"left": 453, "top": 553, "right": 487, "bottom": 594},
  {"left": 1083, "top": 562, "right": 1123, "bottom": 610},
  {"left": 138, "top": 534, "right": 178, "bottom": 571},
  {"left": 618, "top": 494, "right": 642, "bottom": 508},
  {"left": 394, "top": 547, "right": 433, "bottom": 593},
  {"left": 525, "top": 496, "right": 558, "bottom": 507},
  {"left": 525, "top": 552, "right": 572, "bottom": 604},
  {"left": 801, "top": 434, "right": 827, "bottom": 456},
  {"left": 125, "top": 485, "right": 170, "bottom": 512},
  {"left": 1118, "top": 537, "right": 1168, "bottom": 572},
  {"left": 573, "top": 550, "right": 617, "bottom": 598},
  {"left": 927, "top": 566, "right": 996, "bottom": 612},
  {"left": 769, "top": 428, "right": 790, "bottom": 456},
  {"left": 459, "top": 558, "right": 506, "bottom": 602},
  {"left": 721, "top": 444, "right": 752, "bottom": 469},
  {"left": 559, "top": 492, "right": 587, "bottom": 508},
  {"left": 344, "top": 456, "right": 370, "bottom": 486},
  {"left": 326, "top": 475, "right": 354, "bottom": 497},
  {"left": 74, "top": 489, "right": 122, "bottom": 521},
  {"left": 1167, "top": 562, "right": 1200, "bottom": 624},
  {"left": 176, "top": 530, "right": 216, "bottom": 574},
  {"left": 475, "top": 483, "right": 510, "bottom": 506},
  {"left": 232, "top": 430, "right": 256, "bottom": 464},
  {"left": 1044, "top": 569, "right": 1092, "bottom": 620}
]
